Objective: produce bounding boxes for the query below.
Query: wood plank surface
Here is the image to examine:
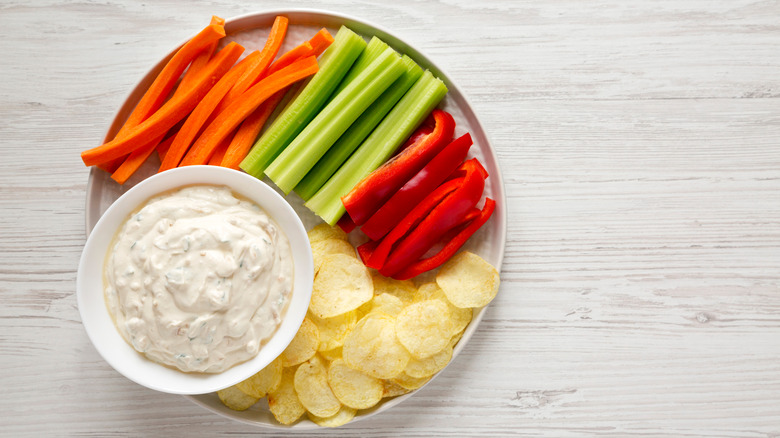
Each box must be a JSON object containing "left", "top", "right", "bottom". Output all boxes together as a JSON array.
[{"left": 1, "top": 0, "right": 778, "bottom": 436}]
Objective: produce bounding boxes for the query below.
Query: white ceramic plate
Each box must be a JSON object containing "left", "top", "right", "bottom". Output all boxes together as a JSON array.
[{"left": 84, "top": 8, "right": 507, "bottom": 428}]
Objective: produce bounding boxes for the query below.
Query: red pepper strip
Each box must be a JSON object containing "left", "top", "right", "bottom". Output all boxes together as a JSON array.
[
  {"left": 379, "top": 158, "right": 487, "bottom": 277},
  {"left": 356, "top": 239, "right": 377, "bottom": 265},
  {"left": 360, "top": 133, "right": 473, "bottom": 241},
  {"left": 392, "top": 198, "right": 496, "bottom": 280},
  {"left": 364, "top": 177, "right": 465, "bottom": 270},
  {"left": 337, "top": 214, "right": 357, "bottom": 234},
  {"left": 396, "top": 115, "right": 434, "bottom": 153},
  {"left": 408, "top": 205, "right": 481, "bottom": 256},
  {"left": 447, "top": 155, "right": 488, "bottom": 181},
  {"left": 341, "top": 109, "right": 456, "bottom": 225}
]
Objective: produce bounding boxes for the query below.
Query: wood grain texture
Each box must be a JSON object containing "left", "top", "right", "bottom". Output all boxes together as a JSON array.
[{"left": 1, "top": 0, "right": 779, "bottom": 436}]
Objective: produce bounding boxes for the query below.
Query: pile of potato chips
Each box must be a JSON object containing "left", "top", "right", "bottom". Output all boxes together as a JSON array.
[{"left": 217, "top": 224, "right": 500, "bottom": 427}]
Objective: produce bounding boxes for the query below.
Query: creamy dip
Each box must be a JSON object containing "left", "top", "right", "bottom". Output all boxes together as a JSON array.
[{"left": 104, "top": 185, "right": 293, "bottom": 373}]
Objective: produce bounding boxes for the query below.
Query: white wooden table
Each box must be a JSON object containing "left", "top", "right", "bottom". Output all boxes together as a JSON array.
[{"left": 2, "top": 0, "right": 779, "bottom": 436}]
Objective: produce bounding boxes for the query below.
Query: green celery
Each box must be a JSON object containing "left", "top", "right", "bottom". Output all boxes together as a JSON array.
[
  {"left": 239, "top": 26, "right": 367, "bottom": 178},
  {"left": 328, "top": 36, "right": 388, "bottom": 99},
  {"left": 265, "top": 46, "right": 406, "bottom": 194},
  {"left": 304, "top": 70, "right": 448, "bottom": 225},
  {"left": 294, "top": 55, "right": 423, "bottom": 201}
]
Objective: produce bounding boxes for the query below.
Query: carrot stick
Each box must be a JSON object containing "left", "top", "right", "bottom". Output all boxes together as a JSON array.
[
  {"left": 110, "top": 137, "right": 160, "bottom": 184},
  {"left": 113, "top": 23, "right": 225, "bottom": 141},
  {"left": 111, "top": 19, "right": 228, "bottom": 183},
  {"left": 223, "top": 16, "right": 287, "bottom": 104},
  {"left": 208, "top": 133, "right": 234, "bottom": 165},
  {"left": 269, "top": 28, "right": 333, "bottom": 74},
  {"left": 81, "top": 42, "right": 244, "bottom": 167},
  {"left": 178, "top": 16, "right": 226, "bottom": 91},
  {"left": 203, "top": 16, "right": 289, "bottom": 132},
  {"left": 219, "top": 30, "right": 334, "bottom": 169},
  {"left": 96, "top": 20, "right": 226, "bottom": 173},
  {"left": 219, "top": 89, "right": 285, "bottom": 169},
  {"left": 158, "top": 50, "right": 260, "bottom": 171},
  {"left": 157, "top": 133, "right": 174, "bottom": 162},
  {"left": 179, "top": 56, "right": 319, "bottom": 166},
  {"left": 111, "top": 128, "right": 179, "bottom": 184},
  {"left": 307, "top": 28, "right": 335, "bottom": 57}
]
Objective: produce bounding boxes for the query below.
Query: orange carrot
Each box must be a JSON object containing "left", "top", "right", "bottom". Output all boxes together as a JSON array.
[
  {"left": 157, "top": 133, "right": 174, "bottom": 162},
  {"left": 208, "top": 133, "right": 234, "bottom": 165},
  {"left": 114, "top": 23, "right": 225, "bottom": 140},
  {"left": 110, "top": 136, "right": 161, "bottom": 184},
  {"left": 112, "top": 124, "right": 183, "bottom": 184},
  {"left": 204, "top": 16, "right": 289, "bottom": 131},
  {"left": 269, "top": 28, "right": 333, "bottom": 75},
  {"left": 219, "top": 89, "right": 285, "bottom": 170},
  {"left": 306, "top": 28, "right": 335, "bottom": 58},
  {"left": 179, "top": 56, "right": 319, "bottom": 166},
  {"left": 111, "top": 19, "right": 228, "bottom": 183},
  {"left": 218, "top": 29, "right": 334, "bottom": 169},
  {"left": 81, "top": 42, "right": 244, "bottom": 167},
  {"left": 96, "top": 20, "right": 226, "bottom": 173},
  {"left": 158, "top": 50, "right": 260, "bottom": 171},
  {"left": 224, "top": 16, "right": 287, "bottom": 102},
  {"left": 178, "top": 16, "right": 226, "bottom": 91}
]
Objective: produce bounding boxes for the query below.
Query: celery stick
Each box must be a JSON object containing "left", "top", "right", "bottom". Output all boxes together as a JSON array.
[
  {"left": 304, "top": 70, "right": 448, "bottom": 225},
  {"left": 328, "top": 36, "right": 388, "bottom": 99},
  {"left": 265, "top": 47, "right": 406, "bottom": 194},
  {"left": 239, "top": 26, "right": 367, "bottom": 178},
  {"left": 294, "top": 55, "right": 423, "bottom": 201}
]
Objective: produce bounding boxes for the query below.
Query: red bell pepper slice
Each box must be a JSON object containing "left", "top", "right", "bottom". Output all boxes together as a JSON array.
[
  {"left": 341, "top": 109, "right": 456, "bottom": 225},
  {"left": 336, "top": 214, "right": 357, "bottom": 234},
  {"left": 379, "top": 158, "right": 487, "bottom": 277},
  {"left": 397, "top": 118, "right": 434, "bottom": 153},
  {"left": 392, "top": 198, "right": 496, "bottom": 280},
  {"left": 362, "top": 177, "right": 465, "bottom": 270},
  {"left": 356, "top": 239, "right": 377, "bottom": 264},
  {"left": 360, "top": 133, "right": 473, "bottom": 241}
]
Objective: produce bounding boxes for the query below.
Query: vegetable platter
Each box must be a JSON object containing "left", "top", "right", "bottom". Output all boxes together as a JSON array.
[{"left": 83, "top": 9, "right": 507, "bottom": 429}]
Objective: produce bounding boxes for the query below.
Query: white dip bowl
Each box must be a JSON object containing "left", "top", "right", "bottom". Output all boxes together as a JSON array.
[{"left": 77, "top": 165, "right": 314, "bottom": 395}]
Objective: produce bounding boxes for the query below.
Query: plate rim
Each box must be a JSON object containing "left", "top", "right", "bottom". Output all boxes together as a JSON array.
[{"left": 83, "top": 7, "right": 508, "bottom": 429}]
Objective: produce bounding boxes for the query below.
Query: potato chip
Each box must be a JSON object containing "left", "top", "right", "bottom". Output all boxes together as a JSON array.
[
  {"left": 416, "top": 282, "right": 473, "bottom": 336},
  {"left": 450, "top": 328, "right": 465, "bottom": 348},
  {"left": 217, "top": 385, "right": 260, "bottom": 411},
  {"left": 381, "top": 379, "right": 412, "bottom": 398},
  {"left": 312, "top": 238, "right": 356, "bottom": 274},
  {"left": 294, "top": 355, "right": 341, "bottom": 418},
  {"left": 343, "top": 312, "right": 410, "bottom": 379},
  {"left": 411, "top": 269, "right": 437, "bottom": 287},
  {"left": 355, "top": 297, "right": 373, "bottom": 319},
  {"left": 268, "top": 367, "right": 306, "bottom": 425},
  {"left": 404, "top": 340, "right": 453, "bottom": 378},
  {"left": 236, "top": 356, "right": 283, "bottom": 398},
  {"left": 395, "top": 299, "right": 453, "bottom": 359},
  {"left": 327, "top": 358, "right": 384, "bottom": 410},
  {"left": 391, "top": 371, "right": 431, "bottom": 390},
  {"left": 436, "top": 251, "right": 500, "bottom": 308},
  {"left": 371, "top": 272, "right": 417, "bottom": 304},
  {"left": 310, "top": 254, "right": 373, "bottom": 318},
  {"left": 281, "top": 317, "right": 319, "bottom": 367},
  {"left": 308, "top": 310, "right": 357, "bottom": 352},
  {"left": 307, "top": 405, "right": 357, "bottom": 428},
  {"left": 319, "top": 346, "right": 343, "bottom": 362},
  {"left": 359, "top": 292, "right": 404, "bottom": 318},
  {"left": 307, "top": 223, "right": 348, "bottom": 243}
]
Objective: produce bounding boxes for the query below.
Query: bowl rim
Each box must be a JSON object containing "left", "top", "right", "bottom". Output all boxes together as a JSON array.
[{"left": 77, "top": 165, "right": 314, "bottom": 395}]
